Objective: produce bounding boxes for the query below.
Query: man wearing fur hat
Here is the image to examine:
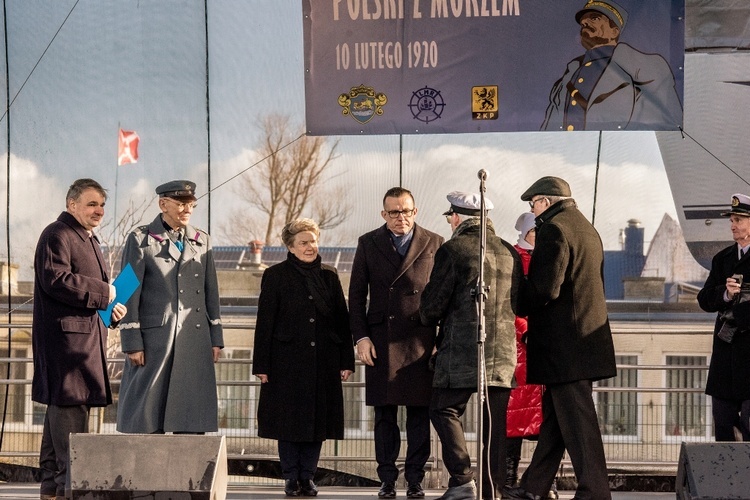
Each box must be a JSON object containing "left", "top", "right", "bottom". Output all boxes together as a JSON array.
[
  {"left": 420, "top": 191, "right": 522, "bottom": 500},
  {"left": 541, "top": 0, "right": 682, "bottom": 131},
  {"left": 697, "top": 193, "right": 750, "bottom": 442},
  {"left": 506, "top": 176, "right": 615, "bottom": 500}
]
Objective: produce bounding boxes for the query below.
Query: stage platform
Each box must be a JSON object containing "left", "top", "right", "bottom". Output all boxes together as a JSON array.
[{"left": 0, "top": 483, "right": 675, "bottom": 499}]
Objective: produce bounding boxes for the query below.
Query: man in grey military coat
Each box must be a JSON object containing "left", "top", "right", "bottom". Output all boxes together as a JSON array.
[{"left": 117, "top": 180, "right": 223, "bottom": 434}]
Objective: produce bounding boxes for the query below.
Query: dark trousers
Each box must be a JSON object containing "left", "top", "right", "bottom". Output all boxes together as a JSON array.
[
  {"left": 430, "top": 388, "right": 474, "bottom": 488},
  {"left": 374, "top": 405, "right": 431, "bottom": 484},
  {"left": 278, "top": 440, "right": 323, "bottom": 481},
  {"left": 507, "top": 437, "right": 523, "bottom": 461},
  {"left": 712, "top": 396, "right": 750, "bottom": 441},
  {"left": 430, "top": 387, "right": 510, "bottom": 491},
  {"left": 519, "top": 380, "right": 610, "bottom": 500},
  {"left": 481, "top": 387, "right": 511, "bottom": 498},
  {"left": 39, "top": 404, "right": 90, "bottom": 497}
]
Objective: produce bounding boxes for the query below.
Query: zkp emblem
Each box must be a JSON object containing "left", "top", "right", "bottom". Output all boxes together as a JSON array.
[{"left": 472, "top": 85, "right": 499, "bottom": 120}]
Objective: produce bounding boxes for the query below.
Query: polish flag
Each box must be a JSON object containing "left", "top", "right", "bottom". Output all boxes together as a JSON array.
[{"left": 118, "top": 129, "right": 140, "bottom": 166}]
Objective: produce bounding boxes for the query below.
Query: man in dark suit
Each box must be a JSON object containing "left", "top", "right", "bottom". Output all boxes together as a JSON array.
[
  {"left": 506, "top": 177, "right": 616, "bottom": 500},
  {"left": 32, "top": 178, "right": 127, "bottom": 500},
  {"left": 349, "top": 187, "right": 444, "bottom": 499},
  {"left": 697, "top": 193, "right": 750, "bottom": 442}
]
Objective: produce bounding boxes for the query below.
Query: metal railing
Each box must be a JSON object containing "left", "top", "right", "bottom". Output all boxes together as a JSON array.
[{"left": 0, "top": 321, "right": 717, "bottom": 486}]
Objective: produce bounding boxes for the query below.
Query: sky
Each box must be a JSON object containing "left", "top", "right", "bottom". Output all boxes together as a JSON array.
[{"left": 0, "top": 0, "right": 680, "bottom": 281}]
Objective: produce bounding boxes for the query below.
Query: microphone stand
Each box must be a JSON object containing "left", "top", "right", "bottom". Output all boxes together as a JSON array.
[{"left": 473, "top": 169, "right": 489, "bottom": 499}]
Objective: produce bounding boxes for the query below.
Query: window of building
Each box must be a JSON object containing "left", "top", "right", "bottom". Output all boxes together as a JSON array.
[
  {"left": 101, "top": 355, "right": 125, "bottom": 427},
  {"left": 217, "top": 349, "right": 252, "bottom": 431},
  {"left": 596, "top": 355, "right": 638, "bottom": 437},
  {"left": 461, "top": 394, "right": 478, "bottom": 435},
  {"left": 343, "top": 367, "right": 367, "bottom": 436},
  {"left": 0, "top": 347, "right": 29, "bottom": 423},
  {"left": 32, "top": 402, "right": 45, "bottom": 426},
  {"left": 664, "top": 355, "right": 709, "bottom": 439}
]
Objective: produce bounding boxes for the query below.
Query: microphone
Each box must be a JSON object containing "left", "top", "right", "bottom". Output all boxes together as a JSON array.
[{"left": 477, "top": 169, "right": 488, "bottom": 181}]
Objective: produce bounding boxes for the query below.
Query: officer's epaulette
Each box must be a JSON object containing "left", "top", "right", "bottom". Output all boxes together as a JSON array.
[
  {"left": 133, "top": 225, "right": 161, "bottom": 243},
  {"left": 189, "top": 227, "right": 209, "bottom": 243}
]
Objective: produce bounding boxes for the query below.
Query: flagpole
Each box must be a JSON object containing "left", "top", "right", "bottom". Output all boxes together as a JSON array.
[{"left": 114, "top": 124, "right": 120, "bottom": 249}]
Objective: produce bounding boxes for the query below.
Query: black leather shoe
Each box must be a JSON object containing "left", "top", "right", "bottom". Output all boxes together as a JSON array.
[
  {"left": 407, "top": 482, "right": 425, "bottom": 498},
  {"left": 502, "top": 486, "right": 542, "bottom": 500},
  {"left": 378, "top": 481, "right": 397, "bottom": 498},
  {"left": 284, "top": 479, "right": 300, "bottom": 497},
  {"left": 299, "top": 479, "right": 318, "bottom": 497}
]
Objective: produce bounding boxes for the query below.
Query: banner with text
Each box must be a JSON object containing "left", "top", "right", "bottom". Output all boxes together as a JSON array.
[{"left": 303, "top": 0, "right": 684, "bottom": 135}]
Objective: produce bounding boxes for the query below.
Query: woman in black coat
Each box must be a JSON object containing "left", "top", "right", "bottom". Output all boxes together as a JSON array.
[{"left": 252, "top": 218, "right": 355, "bottom": 497}]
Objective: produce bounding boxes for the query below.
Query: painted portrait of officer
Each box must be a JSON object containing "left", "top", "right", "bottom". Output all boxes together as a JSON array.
[{"left": 541, "top": 0, "right": 682, "bottom": 131}]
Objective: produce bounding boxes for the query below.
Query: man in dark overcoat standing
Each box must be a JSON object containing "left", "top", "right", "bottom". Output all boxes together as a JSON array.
[
  {"left": 32, "top": 178, "right": 127, "bottom": 500},
  {"left": 697, "top": 193, "right": 750, "bottom": 442},
  {"left": 506, "top": 176, "right": 616, "bottom": 500},
  {"left": 349, "top": 187, "right": 444, "bottom": 499}
]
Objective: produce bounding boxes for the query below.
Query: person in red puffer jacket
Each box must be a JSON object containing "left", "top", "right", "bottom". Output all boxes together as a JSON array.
[{"left": 505, "top": 212, "right": 558, "bottom": 499}]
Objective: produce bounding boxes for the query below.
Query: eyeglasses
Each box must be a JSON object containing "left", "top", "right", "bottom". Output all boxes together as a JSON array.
[
  {"left": 528, "top": 197, "right": 547, "bottom": 209},
  {"left": 386, "top": 209, "right": 415, "bottom": 219},
  {"left": 165, "top": 198, "right": 197, "bottom": 211},
  {"left": 445, "top": 214, "right": 453, "bottom": 223}
]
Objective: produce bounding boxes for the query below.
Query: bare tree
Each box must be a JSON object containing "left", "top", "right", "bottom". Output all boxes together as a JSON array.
[
  {"left": 223, "top": 114, "right": 350, "bottom": 245},
  {"left": 99, "top": 196, "right": 155, "bottom": 279},
  {"left": 96, "top": 196, "right": 155, "bottom": 408},
  {"left": 312, "top": 184, "right": 350, "bottom": 230}
]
